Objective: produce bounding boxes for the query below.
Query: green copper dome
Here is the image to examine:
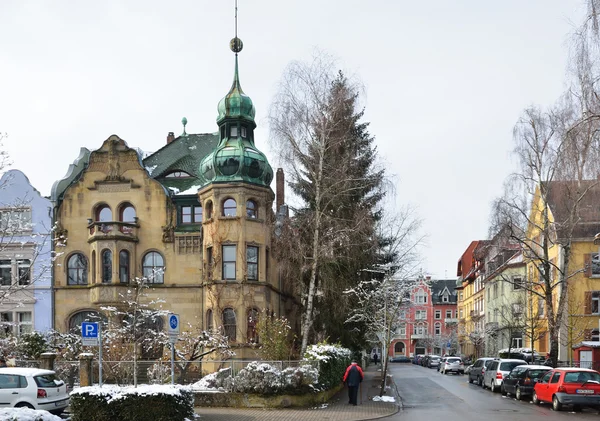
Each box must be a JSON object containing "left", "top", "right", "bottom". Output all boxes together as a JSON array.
[
  {"left": 198, "top": 45, "right": 273, "bottom": 189},
  {"left": 217, "top": 55, "right": 256, "bottom": 125}
]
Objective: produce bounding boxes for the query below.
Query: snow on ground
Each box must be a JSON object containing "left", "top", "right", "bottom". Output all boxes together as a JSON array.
[
  {"left": 372, "top": 395, "right": 396, "bottom": 402},
  {"left": 0, "top": 407, "right": 63, "bottom": 421}
]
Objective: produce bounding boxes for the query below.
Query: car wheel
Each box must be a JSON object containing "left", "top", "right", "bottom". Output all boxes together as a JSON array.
[
  {"left": 532, "top": 391, "right": 540, "bottom": 405},
  {"left": 15, "top": 402, "right": 35, "bottom": 410},
  {"left": 50, "top": 409, "right": 64, "bottom": 416},
  {"left": 490, "top": 381, "right": 496, "bottom": 393},
  {"left": 477, "top": 376, "right": 483, "bottom": 387},
  {"left": 515, "top": 387, "right": 522, "bottom": 401},
  {"left": 501, "top": 384, "right": 506, "bottom": 396},
  {"left": 552, "top": 395, "right": 562, "bottom": 411},
  {"left": 468, "top": 376, "right": 473, "bottom": 384}
]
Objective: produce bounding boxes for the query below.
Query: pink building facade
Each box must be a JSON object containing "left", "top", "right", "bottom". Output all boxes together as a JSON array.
[{"left": 389, "top": 277, "right": 459, "bottom": 358}]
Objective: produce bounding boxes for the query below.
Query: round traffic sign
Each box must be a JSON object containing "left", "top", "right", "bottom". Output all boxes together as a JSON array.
[{"left": 169, "top": 315, "right": 178, "bottom": 329}]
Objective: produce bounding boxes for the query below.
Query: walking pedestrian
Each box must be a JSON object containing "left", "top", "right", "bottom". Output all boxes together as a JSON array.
[
  {"left": 343, "top": 360, "right": 364, "bottom": 406},
  {"left": 373, "top": 353, "right": 379, "bottom": 366}
]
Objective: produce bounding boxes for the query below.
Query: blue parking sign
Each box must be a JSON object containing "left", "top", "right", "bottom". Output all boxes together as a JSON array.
[{"left": 81, "top": 322, "right": 99, "bottom": 346}]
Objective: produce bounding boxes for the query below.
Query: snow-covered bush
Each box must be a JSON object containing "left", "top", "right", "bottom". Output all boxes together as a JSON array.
[
  {"left": 0, "top": 407, "right": 62, "bottom": 421},
  {"left": 70, "top": 384, "right": 194, "bottom": 421},
  {"left": 195, "top": 363, "right": 319, "bottom": 395},
  {"left": 192, "top": 367, "right": 231, "bottom": 390},
  {"left": 303, "top": 342, "right": 352, "bottom": 389}
]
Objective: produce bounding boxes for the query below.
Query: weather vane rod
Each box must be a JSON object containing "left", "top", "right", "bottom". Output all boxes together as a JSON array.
[{"left": 235, "top": 0, "right": 238, "bottom": 39}]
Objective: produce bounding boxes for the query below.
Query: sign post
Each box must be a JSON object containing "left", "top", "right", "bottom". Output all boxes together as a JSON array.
[
  {"left": 167, "top": 314, "right": 180, "bottom": 385},
  {"left": 81, "top": 322, "right": 103, "bottom": 386}
]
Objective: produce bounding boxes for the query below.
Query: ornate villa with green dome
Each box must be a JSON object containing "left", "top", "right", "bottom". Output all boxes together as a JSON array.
[{"left": 50, "top": 34, "right": 299, "bottom": 360}]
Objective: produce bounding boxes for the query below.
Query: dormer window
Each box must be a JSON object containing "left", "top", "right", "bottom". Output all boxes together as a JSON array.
[
  {"left": 241, "top": 126, "right": 247, "bottom": 138},
  {"left": 230, "top": 126, "right": 238, "bottom": 137},
  {"left": 165, "top": 171, "right": 191, "bottom": 178}
]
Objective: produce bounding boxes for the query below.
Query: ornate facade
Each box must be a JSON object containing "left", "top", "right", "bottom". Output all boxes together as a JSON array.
[{"left": 51, "top": 35, "right": 299, "bottom": 359}]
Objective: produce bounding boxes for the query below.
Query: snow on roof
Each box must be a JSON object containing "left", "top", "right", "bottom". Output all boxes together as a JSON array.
[{"left": 575, "top": 341, "right": 600, "bottom": 348}]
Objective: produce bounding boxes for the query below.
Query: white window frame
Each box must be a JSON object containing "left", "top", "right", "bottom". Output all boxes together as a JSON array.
[
  {"left": 415, "top": 310, "right": 426, "bottom": 320},
  {"left": 445, "top": 310, "right": 452, "bottom": 319},
  {"left": 435, "top": 310, "right": 441, "bottom": 319}
]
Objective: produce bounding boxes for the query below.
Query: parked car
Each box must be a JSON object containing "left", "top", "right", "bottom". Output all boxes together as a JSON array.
[
  {"left": 440, "top": 357, "right": 464, "bottom": 375},
  {"left": 389, "top": 356, "right": 412, "bottom": 363},
  {"left": 427, "top": 355, "right": 441, "bottom": 369},
  {"left": 482, "top": 358, "right": 527, "bottom": 393},
  {"left": 0, "top": 367, "right": 69, "bottom": 415},
  {"left": 502, "top": 365, "right": 552, "bottom": 400},
  {"left": 533, "top": 368, "right": 600, "bottom": 411},
  {"left": 413, "top": 355, "right": 425, "bottom": 365},
  {"left": 467, "top": 357, "right": 495, "bottom": 386}
]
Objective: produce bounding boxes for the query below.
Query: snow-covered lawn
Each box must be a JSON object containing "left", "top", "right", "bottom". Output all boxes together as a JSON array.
[{"left": 0, "top": 407, "right": 63, "bottom": 421}]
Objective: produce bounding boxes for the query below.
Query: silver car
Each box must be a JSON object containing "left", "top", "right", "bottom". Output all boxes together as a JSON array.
[
  {"left": 0, "top": 367, "right": 69, "bottom": 415},
  {"left": 482, "top": 359, "right": 527, "bottom": 393},
  {"left": 440, "top": 357, "right": 464, "bottom": 375}
]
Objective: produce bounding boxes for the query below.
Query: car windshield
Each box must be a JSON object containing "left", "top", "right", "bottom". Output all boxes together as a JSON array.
[
  {"left": 35, "top": 373, "right": 63, "bottom": 387},
  {"left": 447, "top": 358, "right": 461, "bottom": 363},
  {"left": 528, "top": 369, "right": 550, "bottom": 378},
  {"left": 500, "top": 362, "right": 523, "bottom": 371},
  {"left": 564, "top": 371, "right": 600, "bottom": 384}
]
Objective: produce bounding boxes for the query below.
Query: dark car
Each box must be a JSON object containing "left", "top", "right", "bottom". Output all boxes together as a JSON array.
[
  {"left": 501, "top": 365, "right": 551, "bottom": 400},
  {"left": 389, "top": 356, "right": 411, "bottom": 363},
  {"left": 467, "top": 357, "right": 494, "bottom": 386}
]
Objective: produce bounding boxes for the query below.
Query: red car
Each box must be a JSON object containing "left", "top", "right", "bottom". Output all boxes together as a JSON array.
[{"left": 533, "top": 368, "right": 600, "bottom": 411}]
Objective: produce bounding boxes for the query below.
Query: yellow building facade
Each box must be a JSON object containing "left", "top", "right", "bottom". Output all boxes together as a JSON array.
[{"left": 51, "top": 40, "right": 299, "bottom": 361}]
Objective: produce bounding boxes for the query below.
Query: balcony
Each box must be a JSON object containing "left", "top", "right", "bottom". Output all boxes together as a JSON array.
[
  {"left": 486, "top": 322, "right": 499, "bottom": 330},
  {"left": 87, "top": 221, "right": 139, "bottom": 243},
  {"left": 444, "top": 318, "right": 458, "bottom": 324},
  {"left": 411, "top": 333, "right": 428, "bottom": 339}
]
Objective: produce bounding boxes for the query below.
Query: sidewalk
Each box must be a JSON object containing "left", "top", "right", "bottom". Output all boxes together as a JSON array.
[{"left": 195, "top": 364, "right": 399, "bottom": 421}]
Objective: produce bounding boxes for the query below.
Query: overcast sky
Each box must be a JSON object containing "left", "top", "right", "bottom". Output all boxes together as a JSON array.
[{"left": 0, "top": 0, "right": 586, "bottom": 279}]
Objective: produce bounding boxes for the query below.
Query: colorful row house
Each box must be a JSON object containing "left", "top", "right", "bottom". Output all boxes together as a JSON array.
[{"left": 390, "top": 276, "right": 459, "bottom": 357}]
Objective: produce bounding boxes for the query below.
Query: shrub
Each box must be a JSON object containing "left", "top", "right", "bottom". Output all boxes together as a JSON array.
[
  {"left": 70, "top": 384, "right": 194, "bottom": 421},
  {"left": 303, "top": 342, "right": 352, "bottom": 389},
  {"left": 196, "top": 363, "right": 319, "bottom": 395}
]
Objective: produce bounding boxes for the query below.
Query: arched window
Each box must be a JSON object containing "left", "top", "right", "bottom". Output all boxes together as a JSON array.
[
  {"left": 434, "top": 322, "right": 442, "bottom": 336},
  {"left": 223, "top": 198, "right": 236, "bottom": 217},
  {"left": 119, "top": 250, "right": 129, "bottom": 283},
  {"left": 246, "top": 200, "right": 257, "bottom": 219},
  {"left": 101, "top": 249, "right": 112, "bottom": 283},
  {"left": 142, "top": 251, "right": 165, "bottom": 284},
  {"left": 394, "top": 342, "right": 405, "bottom": 354},
  {"left": 165, "top": 171, "right": 191, "bottom": 178},
  {"left": 119, "top": 204, "right": 136, "bottom": 234},
  {"left": 67, "top": 253, "right": 88, "bottom": 285},
  {"left": 206, "top": 309, "right": 213, "bottom": 331},
  {"left": 68, "top": 310, "right": 106, "bottom": 333},
  {"left": 205, "top": 200, "right": 213, "bottom": 220},
  {"left": 222, "top": 308, "right": 236, "bottom": 341},
  {"left": 96, "top": 205, "right": 112, "bottom": 222},
  {"left": 247, "top": 308, "right": 259, "bottom": 344}
]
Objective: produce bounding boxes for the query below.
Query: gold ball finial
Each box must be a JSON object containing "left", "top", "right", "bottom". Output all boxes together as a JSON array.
[{"left": 230, "top": 37, "right": 243, "bottom": 53}]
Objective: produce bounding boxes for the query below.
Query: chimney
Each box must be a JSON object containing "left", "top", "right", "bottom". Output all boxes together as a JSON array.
[
  {"left": 276, "top": 168, "right": 285, "bottom": 212},
  {"left": 167, "top": 132, "right": 175, "bottom": 144}
]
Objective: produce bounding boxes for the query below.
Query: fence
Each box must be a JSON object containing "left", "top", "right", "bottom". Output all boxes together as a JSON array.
[
  {"left": 11, "top": 358, "right": 319, "bottom": 387},
  {"left": 90, "top": 359, "right": 319, "bottom": 386},
  {"left": 554, "top": 360, "right": 600, "bottom": 371}
]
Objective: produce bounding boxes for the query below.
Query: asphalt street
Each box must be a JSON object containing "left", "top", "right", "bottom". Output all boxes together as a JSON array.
[{"left": 379, "top": 363, "right": 600, "bottom": 421}]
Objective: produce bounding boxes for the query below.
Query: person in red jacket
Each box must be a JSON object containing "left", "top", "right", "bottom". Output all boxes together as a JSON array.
[{"left": 343, "top": 360, "right": 364, "bottom": 405}]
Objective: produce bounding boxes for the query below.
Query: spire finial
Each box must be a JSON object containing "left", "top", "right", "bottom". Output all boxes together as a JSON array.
[
  {"left": 230, "top": 0, "right": 243, "bottom": 54},
  {"left": 181, "top": 117, "right": 188, "bottom": 136}
]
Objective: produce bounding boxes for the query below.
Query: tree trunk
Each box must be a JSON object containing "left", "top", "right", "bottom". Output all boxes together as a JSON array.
[{"left": 300, "top": 139, "right": 325, "bottom": 356}]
